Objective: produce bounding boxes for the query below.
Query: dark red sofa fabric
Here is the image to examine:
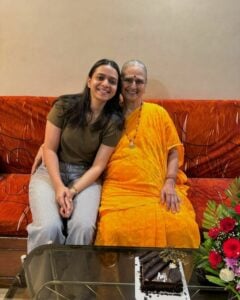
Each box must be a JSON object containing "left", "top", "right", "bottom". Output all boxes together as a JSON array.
[
  {"left": 0, "top": 96, "right": 56, "bottom": 174},
  {"left": 0, "top": 174, "right": 31, "bottom": 236}
]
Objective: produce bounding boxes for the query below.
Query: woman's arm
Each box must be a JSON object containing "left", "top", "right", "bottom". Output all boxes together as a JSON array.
[
  {"left": 161, "top": 147, "right": 181, "bottom": 213},
  {"left": 31, "top": 144, "right": 44, "bottom": 174},
  {"left": 69, "top": 144, "right": 115, "bottom": 196},
  {"left": 43, "top": 121, "right": 72, "bottom": 218}
]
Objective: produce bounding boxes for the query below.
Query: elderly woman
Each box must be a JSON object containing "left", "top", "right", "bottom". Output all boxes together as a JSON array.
[{"left": 95, "top": 60, "right": 200, "bottom": 248}]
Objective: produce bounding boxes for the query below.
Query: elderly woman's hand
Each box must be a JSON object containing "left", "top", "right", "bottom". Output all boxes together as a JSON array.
[{"left": 161, "top": 179, "right": 181, "bottom": 213}]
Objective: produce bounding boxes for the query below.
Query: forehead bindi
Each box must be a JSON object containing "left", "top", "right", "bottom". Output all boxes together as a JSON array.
[{"left": 122, "top": 66, "right": 145, "bottom": 80}]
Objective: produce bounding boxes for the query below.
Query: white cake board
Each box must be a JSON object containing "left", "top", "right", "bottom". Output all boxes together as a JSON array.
[{"left": 135, "top": 257, "right": 190, "bottom": 300}]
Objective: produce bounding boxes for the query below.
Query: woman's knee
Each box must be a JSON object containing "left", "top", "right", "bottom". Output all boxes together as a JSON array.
[
  {"left": 29, "top": 219, "right": 63, "bottom": 240},
  {"left": 27, "top": 220, "right": 64, "bottom": 252},
  {"left": 67, "top": 219, "right": 96, "bottom": 245},
  {"left": 70, "top": 217, "right": 96, "bottom": 233},
  {"left": 45, "top": 218, "right": 63, "bottom": 232}
]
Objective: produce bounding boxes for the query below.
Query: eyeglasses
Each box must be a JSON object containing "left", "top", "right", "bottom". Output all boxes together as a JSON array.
[{"left": 122, "top": 77, "right": 145, "bottom": 86}]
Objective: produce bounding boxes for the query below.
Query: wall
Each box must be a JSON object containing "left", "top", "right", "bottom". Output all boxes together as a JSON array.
[{"left": 0, "top": 0, "right": 239, "bottom": 99}]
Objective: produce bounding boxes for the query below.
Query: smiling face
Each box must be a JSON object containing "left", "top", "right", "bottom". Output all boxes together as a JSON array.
[
  {"left": 87, "top": 65, "right": 119, "bottom": 104},
  {"left": 121, "top": 64, "right": 147, "bottom": 104}
]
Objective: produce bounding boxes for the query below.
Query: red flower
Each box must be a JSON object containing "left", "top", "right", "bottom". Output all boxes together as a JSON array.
[
  {"left": 223, "top": 238, "right": 240, "bottom": 259},
  {"left": 208, "top": 250, "right": 222, "bottom": 269},
  {"left": 208, "top": 227, "right": 221, "bottom": 239},
  {"left": 235, "top": 204, "right": 240, "bottom": 214},
  {"left": 219, "top": 217, "right": 236, "bottom": 233}
]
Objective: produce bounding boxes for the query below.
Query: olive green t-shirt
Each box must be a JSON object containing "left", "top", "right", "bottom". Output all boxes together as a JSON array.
[{"left": 47, "top": 95, "right": 122, "bottom": 165}]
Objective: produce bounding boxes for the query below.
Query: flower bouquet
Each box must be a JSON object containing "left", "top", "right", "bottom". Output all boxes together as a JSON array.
[{"left": 194, "top": 177, "right": 240, "bottom": 299}]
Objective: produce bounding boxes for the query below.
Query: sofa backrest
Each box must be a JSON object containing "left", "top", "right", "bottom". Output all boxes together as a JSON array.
[
  {"left": 0, "top": 96, "right": 239, "bottom": 178},
  {"left": 0, "top": 96, "right": 56, "bottom": 174},
  {"left": 147, "top": 99, "right": 240, "bottom": 178}
]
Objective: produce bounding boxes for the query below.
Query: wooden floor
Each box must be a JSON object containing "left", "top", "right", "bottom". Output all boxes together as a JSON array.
[
  {"left": 0, "top": 237, "right": 27, "bottom": 288},
  {"left": 0, "top": 287, "right": 30, "bottom": 300},
  {"left": 3, "top": 286, "right": 30, "bottom": 299},
  {"left": 0, "top": 237, "right": 29, "bottom": 299}
]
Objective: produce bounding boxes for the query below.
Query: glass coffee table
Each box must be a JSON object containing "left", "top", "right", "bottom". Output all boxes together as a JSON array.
[{"left": 19, "top": 244, "right": 228, "bottom": 300}]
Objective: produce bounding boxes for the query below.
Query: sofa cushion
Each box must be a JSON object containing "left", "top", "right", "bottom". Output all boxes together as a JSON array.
[
  {"left": 187, "top": 178, "right": 232, "bottom": 228},
  {"left": 0, "top": 174, "right": 31, "bottom": 236},
  {"left": 0, "top": 174, "right": 233, "bottom": 236}
]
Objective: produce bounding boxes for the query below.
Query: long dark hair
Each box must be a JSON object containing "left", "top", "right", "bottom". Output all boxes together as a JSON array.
[{"left": 58, "top": 59, "right": 123, "bottom": 131}]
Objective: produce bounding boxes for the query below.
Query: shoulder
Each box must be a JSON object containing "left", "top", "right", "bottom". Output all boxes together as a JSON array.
[
  {"left": 107, "top": 113, "right": 123, "bottom": 129},
  {"left": 58, "top": 93, "right": 81, "bottom": 100},
  {"left": 54, "top": 93, "right": 81, "bottom": 106},
  {"left": 100, "top": 112, "right": 123, "bottom": 135},
  {"left": 143, "top": 102, "right": 169, "bottom": 116},
  {"left": 52, "top": 93, "right": 81, "bottom": 113},
  {"left": 142, "top": 102, "right": 175, "bottom": 129},
  {"left": 101, "top": 113, "right": 123, "bottom": 146}
]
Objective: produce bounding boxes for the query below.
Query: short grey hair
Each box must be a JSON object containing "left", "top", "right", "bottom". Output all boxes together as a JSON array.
[{"left": 121, "top": 59, "right": 147, "bottom": 82}]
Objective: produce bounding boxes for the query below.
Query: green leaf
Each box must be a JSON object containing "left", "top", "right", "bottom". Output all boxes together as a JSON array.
[
  {"left": 203, "top": 238, "right": 213, "bottom": 249},
  {"left": 208, "top": 200, "right": 217, "bottom": 210},
  {"left": 205, "top": 275, "right": 226, "bottom": 287},
  {"left": 226, "top": 284, "right": 240, "bottom": 300},
  {"left": 203, "top": 214, "right": 216, "bottom": 222},
  {"left": 225, "top": 177, "right": 240, "bottom": 205},
  {"left": 217, "top": 204, "right": 231, "bottom": 218},
  {"left": 196, "top": 260, "right": 209, "bottom": 269},
  {"left": 204, "top": 266, "right": 219, "bottom": 275},
  {"left": 202, "top": 200, "right": 220, "bottom": 229}
]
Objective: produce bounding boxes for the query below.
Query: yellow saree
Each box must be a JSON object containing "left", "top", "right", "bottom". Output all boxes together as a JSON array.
[{"left": 95, "top": 103, "right": 200, "bottom": 248}]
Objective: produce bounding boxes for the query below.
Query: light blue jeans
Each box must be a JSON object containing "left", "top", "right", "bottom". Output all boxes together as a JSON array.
[{"left": 27, "top": 162, "right": 101, "bottom": 253}]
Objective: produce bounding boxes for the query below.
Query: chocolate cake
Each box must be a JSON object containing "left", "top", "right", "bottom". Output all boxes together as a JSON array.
[{"left": 139, "top": 251, "right": 183, "bottom": 294}]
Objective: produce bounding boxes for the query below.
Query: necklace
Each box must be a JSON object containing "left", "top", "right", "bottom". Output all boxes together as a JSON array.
[{"left": 124, "top": 102, "right": 143, "bottom": 148}]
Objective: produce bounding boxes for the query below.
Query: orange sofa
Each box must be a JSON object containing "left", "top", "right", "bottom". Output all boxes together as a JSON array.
[{"left": 0, "top": 96, "right": 239, "bottom": 238}]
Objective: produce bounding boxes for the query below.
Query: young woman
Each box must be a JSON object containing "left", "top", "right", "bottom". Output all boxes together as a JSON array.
[{"left": 27, "top": 59, "right": 124, "bottom": 253}]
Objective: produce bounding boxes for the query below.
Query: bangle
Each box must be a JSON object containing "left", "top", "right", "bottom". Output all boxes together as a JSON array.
[
  {"left": 165, "top": 175, "right": 176, "bottom": 182},
  {"left": 71, "top": 185, "right": 78, "bottom": 194}
]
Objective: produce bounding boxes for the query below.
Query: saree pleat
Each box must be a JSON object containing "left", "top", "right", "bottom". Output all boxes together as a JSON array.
[{"left": 95, "top": 103, "right": 200, "bottom": 248}]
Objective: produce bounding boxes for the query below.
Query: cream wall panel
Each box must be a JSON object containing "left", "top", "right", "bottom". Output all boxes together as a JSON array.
[{"left": 0, "top": 0, "right": 239, "bottom": 99}]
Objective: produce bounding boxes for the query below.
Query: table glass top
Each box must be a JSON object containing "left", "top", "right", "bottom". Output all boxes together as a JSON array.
[{"left": 23, "top": 244, "right": 227, "bottom": 300}]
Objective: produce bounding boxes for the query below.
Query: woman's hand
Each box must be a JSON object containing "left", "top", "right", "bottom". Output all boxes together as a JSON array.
[
  {"left": 31, "top": 144, "right": 44, "bottom": 174},
  {"left": 56, "top": 185, "right": 74, "bottom": 218},
  {"left": 161, "top": 179, "right": 181, "bottom": 213}
]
